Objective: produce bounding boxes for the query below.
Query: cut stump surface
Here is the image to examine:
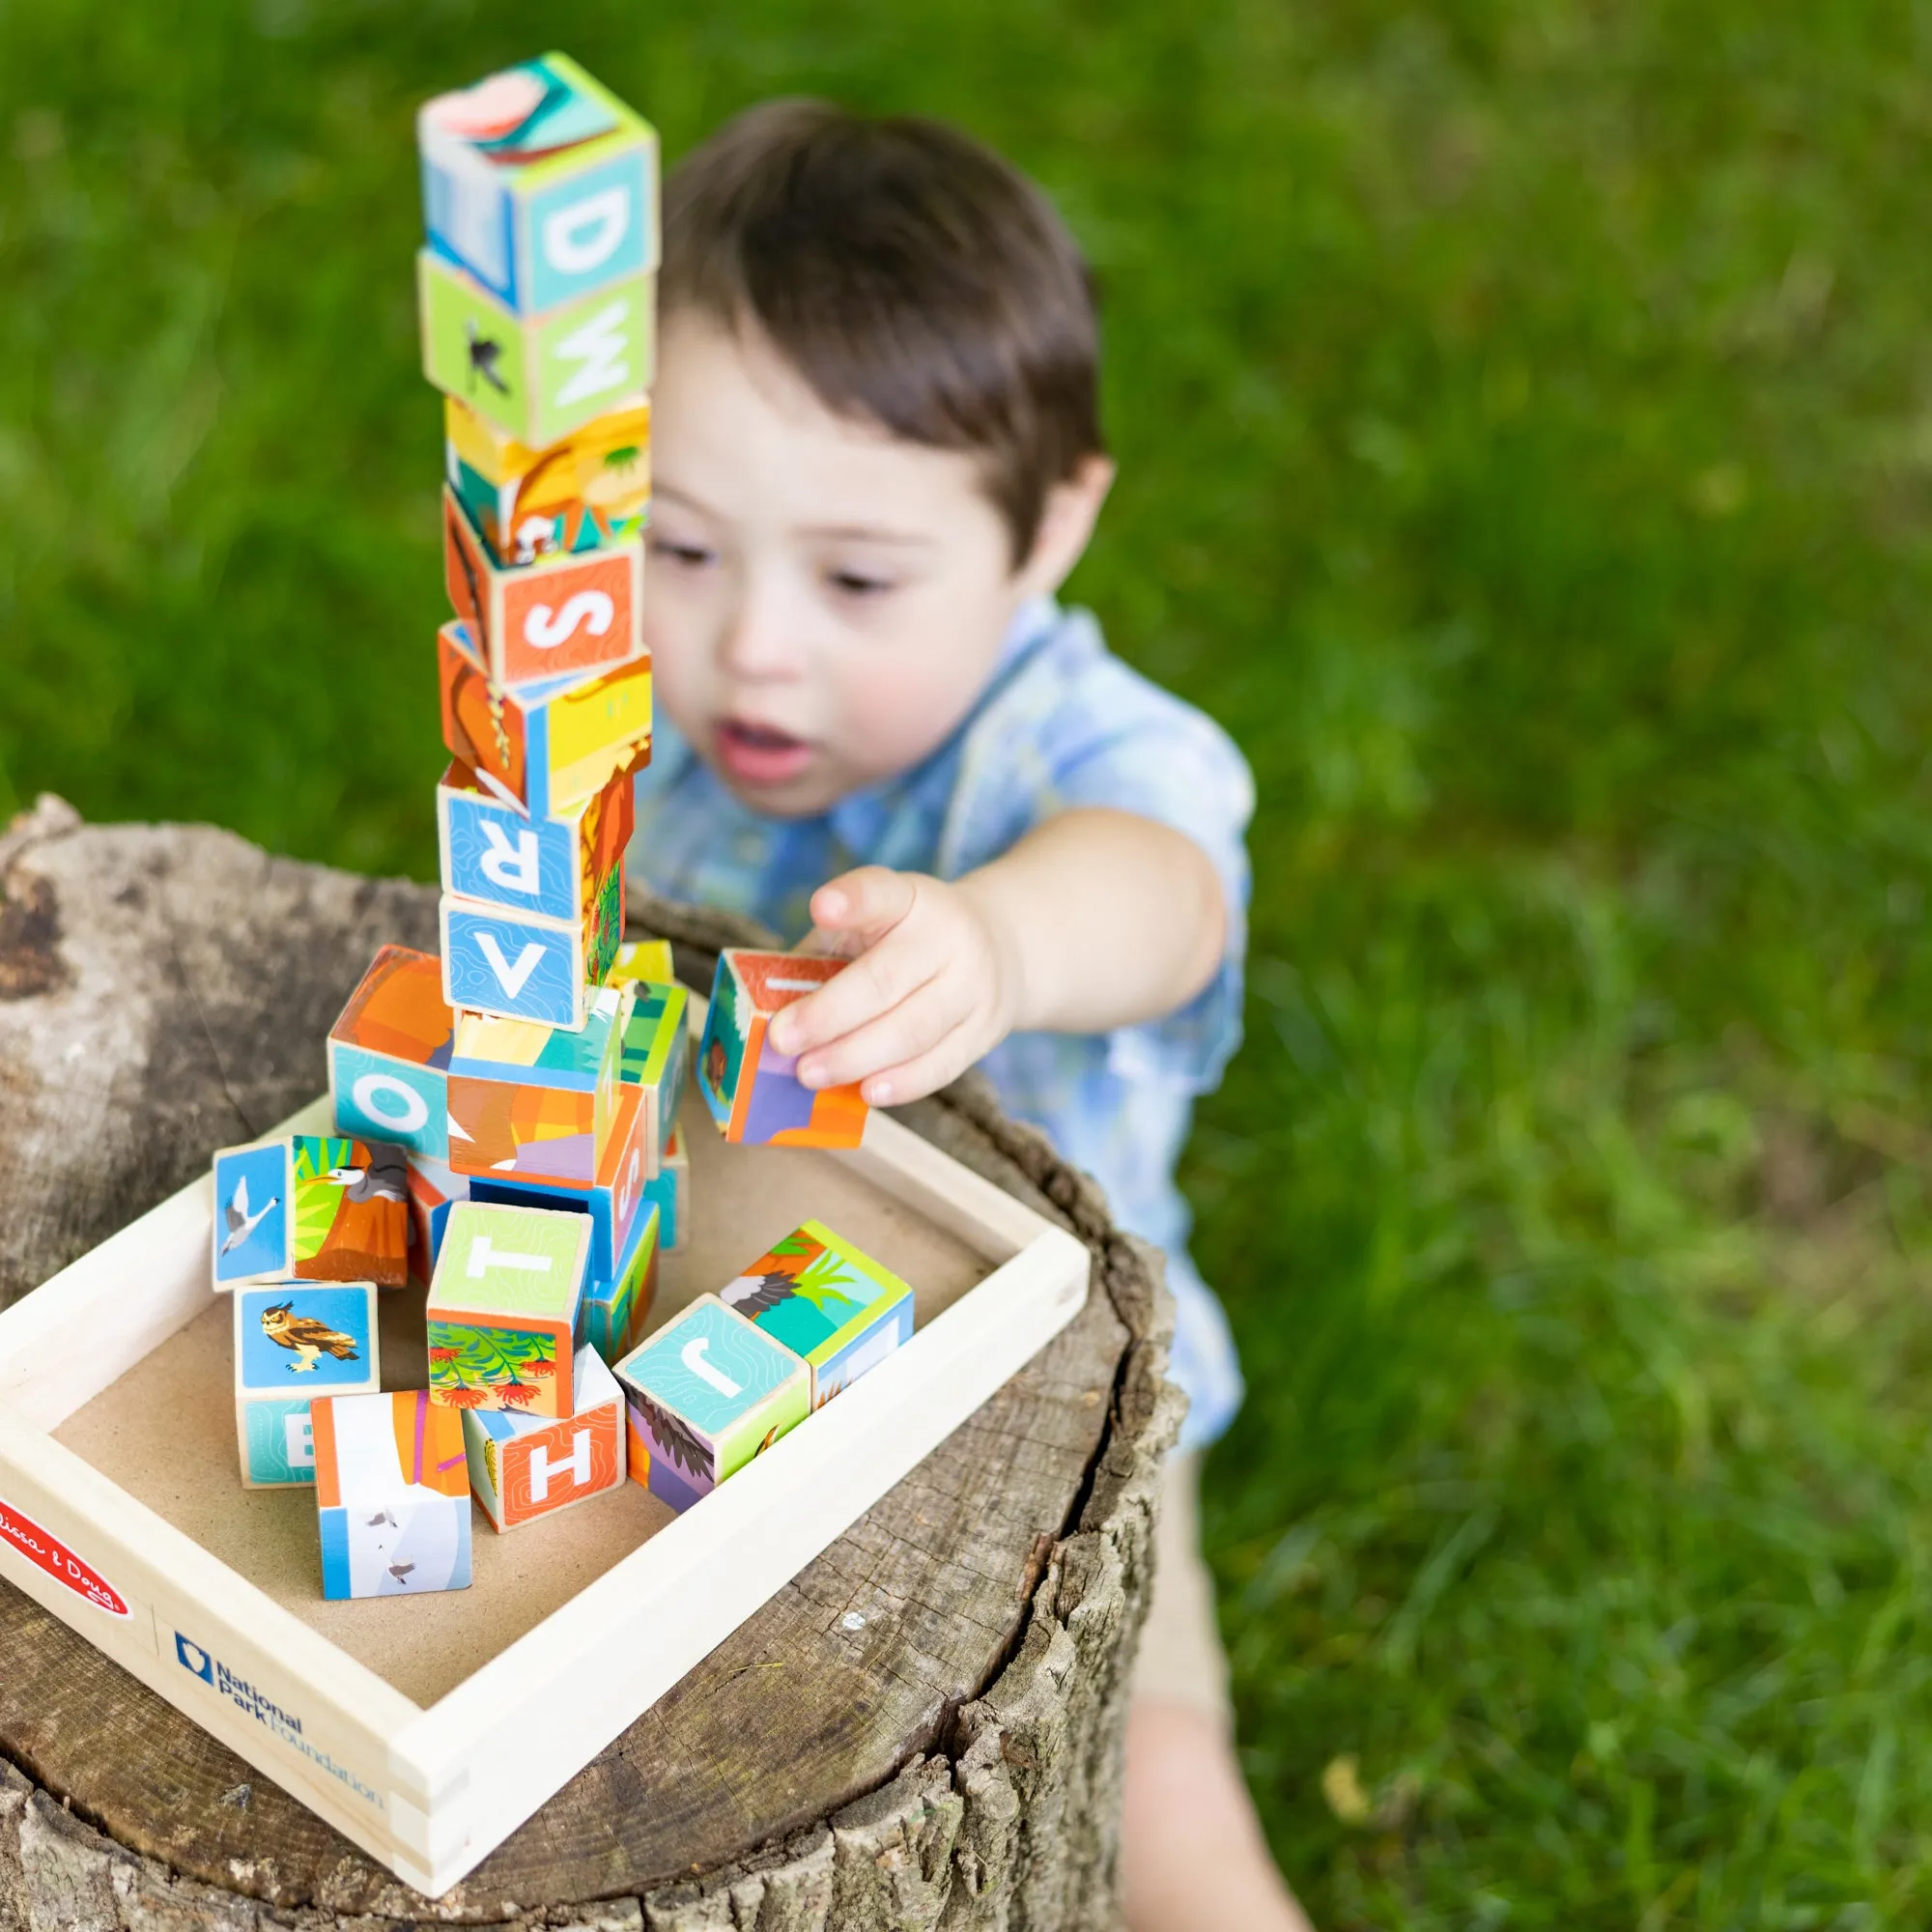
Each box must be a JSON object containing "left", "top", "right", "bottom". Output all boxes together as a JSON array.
[{"left": 0, "top": 802, "right": 1180, "bottom": 1932}]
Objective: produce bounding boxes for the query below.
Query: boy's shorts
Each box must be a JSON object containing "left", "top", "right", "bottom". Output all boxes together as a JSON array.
[{"left": 1129, "top": 1452, "right": 1234, "bottom": 1730}]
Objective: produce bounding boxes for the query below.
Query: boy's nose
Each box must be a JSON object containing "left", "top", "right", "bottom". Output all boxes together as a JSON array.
[{"left": 716, "top": 576, "right": 807, "bottom": 681}]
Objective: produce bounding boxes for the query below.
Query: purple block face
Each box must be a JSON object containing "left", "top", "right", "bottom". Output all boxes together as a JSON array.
[
  {"left": 741, "top": 1043, "right": 818, "bottom": 1146},
  {"left": 627, "top": 1396, "right": 715, "bottom": 1513}
]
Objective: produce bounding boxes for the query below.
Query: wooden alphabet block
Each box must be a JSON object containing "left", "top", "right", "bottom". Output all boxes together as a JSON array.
[
  {"left": 445, "top": 394, "right": 649, "bottom": 566},
  {"left": 440, "top": 866, "right": 622, "bottom": 1031},
  {"left": 418, "top": 249, "right": 654, "bottom": 448},
  {"left": 419, "top": 53, "right": 658, "bottom": 316},
  {"left": 234, "top": 1283, "right": 381, "bottom": 1490},
  {"left": 613, "top": 1294, "right": 809, "bottom": 1513},
  {"left": 313, "top": 1389, "right": 472, "bottom": 1600},
  {"left": 439, "top": 753, "right": 629, "bottom": 926},
  {"left": 405, "top": 1153, "right": 469, "bottom": 1289},
  {"left": 463, "top": 1344, "right": 626, "bottom": 1532},
  {"left": 445, "top": 982, "right": 634, "bottom": 1187},
  {"left": 578, "top": 1202, "right": 659, "bottom": 1368},
  {"left": 640, "top": 1122, "right": 688, "bottom": 1250},
  {"left": 327, "top": 946, "right": 454, "bottom": 1160},
  {"left": 617, "top": 978, "right": 688, "bottom": 1171},
  {"left": 608, "top": 937, "right": 674, "bottom": 987},
  {"left": 696, "top": 951, "right": 868, "bottom": 1150},
  {"left": 426, "top": 1201, "right": 591, "bottom": 1417},
  {"left": 718, "top": 1222, "right": 913, "bottom": 1409},
  {"left": 469, "top": 1078, "right": 651, "bottom": 1280},
  {"left": 439, "top": 620, "right": 652, "bottom": 821},
  {"left": 211, "top": 1136, "right": 410, "bottom": 1292},
  {"left": 443, "top": 487, "right": 642, "bottom": 689}
]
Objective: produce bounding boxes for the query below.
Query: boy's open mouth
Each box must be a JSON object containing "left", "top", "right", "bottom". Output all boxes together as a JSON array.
[{"left": 715, "top": 717, "right": 814, "bottom": 788}]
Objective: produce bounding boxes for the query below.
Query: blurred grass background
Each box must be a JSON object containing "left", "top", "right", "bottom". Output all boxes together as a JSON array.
[{"left": 7, "top": 0, "right": 1932, "bottom": 1922}]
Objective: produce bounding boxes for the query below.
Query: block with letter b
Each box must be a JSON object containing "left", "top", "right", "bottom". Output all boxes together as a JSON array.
[
  {"left": 327, "top": 945, "right": 454, "bottom": 1160},
  {"left": 464, "top": 1344, "right": 626, "bottom": 1532},
  {"left": 446, "top": 394, "right": 649, "bottom": 567},
  {"left": 419, "top": 52, "right": 658, "bottom": 316},
  {"left": 418, "top": 249, "right": 654, "bottom": 449},
  {"left": 234, "top": 1283, "right": 380, "bottom": 1489},
  {"left": 313, "top": 1390, "right": 472, "bottom": 1601},
  {"left": 439, "top": 621, "right": 651, "bottom": 821},
  {"left": 613, "top": 1294, "right": 809, "bottom": 1513},
  {"left": 427, "top": 1201, "right": 590, "bottom": 1419},
  {"left": 696, "top": 950, "right": 869, "bottom": 1150},
  {"left": 212, "top": 1136, "right": 410, "bottom": 1292},
  {"left": 443, "top": 487, "right": 641, "bottom": 689}
]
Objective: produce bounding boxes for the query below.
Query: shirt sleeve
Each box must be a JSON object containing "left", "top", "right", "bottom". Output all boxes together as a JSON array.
[{"left": 938, "top": 608, "right": 1254, "bottom": 1094}]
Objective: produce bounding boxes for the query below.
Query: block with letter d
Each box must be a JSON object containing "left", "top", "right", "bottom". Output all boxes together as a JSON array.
[
  {"left": 233, "top": 1283, "right": 380, "bottom": 1489},
  {"left": 443, "top": 487, "right": 641, "bottom": 689},
  {"left": 697, "top": 950, "right": 869, "bottom": 1150},
  {"left": 464, "top": 1344, "right": 626, "bottom": 1532},
  {"left": 438, "top": 755, "right": 630, "bottom": 927},
  {"left": 439, "top": 621, "right": 652, "bottom": 821},
  {"left": 327, "top": 944, "right": 454, "bottom": 1160},
  {"left": 445, "top": 982, "right": 634, "bottom": 1188},
  {"left": 427, "top": 1201, "right": 590, "bottom": 1419},
  {"left": 613, "top": 1294, "right": 809, "bottom": 1514},
  {"left": 445, "top": 394, "right": 649, "bottom": 567},
  {"left": 313, "top": 1389, "right": 472, "bottom": 1601},
  {"left": 418, "top": 52, "right": 658, "bottom": 316}
]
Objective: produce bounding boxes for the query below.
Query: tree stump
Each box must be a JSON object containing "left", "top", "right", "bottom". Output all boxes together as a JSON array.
[{"left": 0, "top": 799, "right": 1181, "bottom": 1932}]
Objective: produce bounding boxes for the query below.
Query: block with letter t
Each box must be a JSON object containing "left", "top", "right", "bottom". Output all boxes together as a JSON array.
[
  {"left": 464, "top": 1344, "right": 626, "bottom": 1532},
  {"left": 438, "top": 621, "right": 651, "bottom": 822},
  {"left": 312, "top": 1389, "right": 472, "bottom": 1601},
  {"left": 426, "top": 1200, "right": 590, "bottom": 1419},
  {"left": 327, "top": 945, "right": 455, "bottom": 1160},
  {"left": 418, "top": 52, "right": 658, "bottom": 317},
  {"left": 613, "top": 1294, "right": 809, "bottom": 1513},
  {"left": 233, "top": 1283, "right": 380, "bottom": 1490},
  {"left": 446, "top": 394, "right": 650, "bottom": 569},
  {"left": 696, "top": 950, "right": 868, "bottom": 1150},
  {"left": 442, "top": 486, "right": 641, "bottom": 689}
]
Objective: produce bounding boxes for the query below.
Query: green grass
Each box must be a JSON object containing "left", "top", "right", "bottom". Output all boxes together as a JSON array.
[{"left": 8, "top": 1, "right": 1932, "bottom": 1921}]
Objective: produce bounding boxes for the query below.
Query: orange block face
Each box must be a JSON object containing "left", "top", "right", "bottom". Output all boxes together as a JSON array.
[
  {"left": 462, "top": 1347, "right": 626, "bottom": 1532},
  {"left": 443, "top": 487, "right": 642, "bottom": 689}
]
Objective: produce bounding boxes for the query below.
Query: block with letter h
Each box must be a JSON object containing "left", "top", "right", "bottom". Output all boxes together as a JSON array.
[
  {"left": 426, "top": 1200, "right": 590, "bottom": 1418},
  {"left": 446, "top": 981, "right": 634, "bottom": 1187},
  {"left": 439, "top": 620, "right": 651, "bottom": 823},
  {"left": 313, "top": 1390, "right": 472, "bottom": 1601},
  {"left": 438, "top": 755, "right": 629, "bottom": 1029},
  {"left": 697, "top": 951, "right": 869, "bottom": 1150},
  {"left": 464, "top": 1343, "right": 626, "bottom": 1531},
  {"left": 327, "top": 945, "right": 455, "bottom": 1160},
  {"left": 211, "top": 1135, "right": 410, "bottom": 1292},
  {"left": 443, "top": 485, "right": 641, "bottom": 690},
  {"left": 233, "top": 1283, "right": 380, "bottom": 1489},
  {"left": 614, "top": 1294, "right": 809, "bottom": 1514},
  {"left": 446, "top": 394, "right": 650, "bottom": 568}
]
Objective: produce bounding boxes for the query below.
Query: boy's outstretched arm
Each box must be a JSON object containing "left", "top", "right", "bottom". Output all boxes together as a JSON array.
[{"left": 767, "top": 808, "right": 1229, "bottom": 1106}]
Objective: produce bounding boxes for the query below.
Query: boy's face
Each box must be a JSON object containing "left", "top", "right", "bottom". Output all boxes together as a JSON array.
[{"left": 642, "top": 313, "right": 1041, "bottom": 817}]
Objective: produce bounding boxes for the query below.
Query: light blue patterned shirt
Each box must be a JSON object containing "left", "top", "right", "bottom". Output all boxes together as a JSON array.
[{"left": 629, "top": 597, "right": 1251, "bottom": 1449}]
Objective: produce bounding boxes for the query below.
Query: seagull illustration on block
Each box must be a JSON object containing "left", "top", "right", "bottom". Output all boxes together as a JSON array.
[
  {"left": 220, "top": 1174, "right": 278, "bottom": 1257},
  {"left": 260, "top": 1300, "right": 362, "bottom": 1375}
]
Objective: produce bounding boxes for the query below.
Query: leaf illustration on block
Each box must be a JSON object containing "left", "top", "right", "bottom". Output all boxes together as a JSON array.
[
  {"left": 640, "top": 1393, "right": 710, "bottom": 1478},
  {"left": 482, "top": 1437, "right": 498, "bottom": 1494},
  {"left": 791, "top": 1249, "right": 866, "bottom": 1320}
]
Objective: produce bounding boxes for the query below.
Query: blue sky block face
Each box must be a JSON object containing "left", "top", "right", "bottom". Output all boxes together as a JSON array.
[
  {"left": 441, "top": 899, "right": 580, "bottom": 1026},
  {"left": 616, "top": 1296, "right": 800, "bottom": 1440},
  {"left": 330, "top": 1041, "right": 447, "bottom": 1158},
  {"left": 526, "top": 148, "right": 652, "bottom": 312},
  {"left": 440, "top": 784, "right": 577, "bottom": 923},
  {"left": 236, "top": 1285, "right": 377, "bottom": 1393},
  {"left": 212, "top": 1143, "right": 289, "bottom": 1286}
]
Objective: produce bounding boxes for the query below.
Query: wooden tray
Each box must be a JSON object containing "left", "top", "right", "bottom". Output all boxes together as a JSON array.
[{"left": 0, "top": 1053, "right": 1089, "bottom": 1897}]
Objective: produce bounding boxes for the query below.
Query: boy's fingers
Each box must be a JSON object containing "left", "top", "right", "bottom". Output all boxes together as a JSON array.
[
  {"left": 772, "top": 922, "right": 938, "bottom": 1055},
  {"left": 794, "top": 977, "right": 955, "bottom": 1091},
  {"left": 855, "top": 1028, "right": 980, "bottom": 1108},
  {"left": 810, "top": 867, "right": 918, "bottom": 936}
]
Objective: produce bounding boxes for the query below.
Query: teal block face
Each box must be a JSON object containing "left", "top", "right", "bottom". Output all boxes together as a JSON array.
[
  {"left": 619, "top": 1297, "right": 798, "bottom": 1438},
  {"left": 330, "top": 1040, "right": 448, "bottom": 1158},
  {"left": 240, "top": 1396, "right": 318, "bottom": 1487}
]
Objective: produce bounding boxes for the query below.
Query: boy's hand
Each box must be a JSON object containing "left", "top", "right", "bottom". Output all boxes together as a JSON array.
[{"left": 764, "top": 867, "right": 1022, "bottom": 1107}]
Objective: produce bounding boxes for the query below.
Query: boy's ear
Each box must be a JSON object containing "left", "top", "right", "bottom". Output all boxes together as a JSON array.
[{"left": 1014, "top": 454, "right": 1116, "bottom": 599}]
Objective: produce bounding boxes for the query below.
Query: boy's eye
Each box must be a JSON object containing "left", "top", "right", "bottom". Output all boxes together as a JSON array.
[
  {"left": 827, "top": 569, "right": 895, "bottom": 598},
  {"left": 650, "top": 535, "right": 717, "bottom": 569}
]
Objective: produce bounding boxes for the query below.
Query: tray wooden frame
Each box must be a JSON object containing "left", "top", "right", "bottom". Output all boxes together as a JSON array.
[{"left": 0, "top": 1027, "right": 1090, "bottom": 1897}]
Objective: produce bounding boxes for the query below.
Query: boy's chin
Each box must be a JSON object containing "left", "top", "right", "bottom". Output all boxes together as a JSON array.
[{"left": 706, "top": 751, "right": 847, "bottom": 820}]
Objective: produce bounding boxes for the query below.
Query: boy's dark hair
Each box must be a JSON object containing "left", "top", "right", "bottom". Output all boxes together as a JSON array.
[{"left": 663, "top": 99, "right": 1104, "bottom": 567}]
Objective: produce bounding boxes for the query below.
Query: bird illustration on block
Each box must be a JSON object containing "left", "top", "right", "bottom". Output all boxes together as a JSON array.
[
  {"left": 466, "top": 318, "right": 509, "bottom": 395},
  {"left": 220, "top": 1174, "right": 279, "bottom": 1256},
  {"left": 327, "top": 1143, "right": 409, "bottom": 1205},
  {"left": 260, "top": 1301, "right": 362, "bottom": 1376}
]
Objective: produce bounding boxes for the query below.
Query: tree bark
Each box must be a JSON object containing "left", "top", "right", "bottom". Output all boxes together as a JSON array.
[{"left": 0, "top": 802, "right": 1182, "bottom": 1931}]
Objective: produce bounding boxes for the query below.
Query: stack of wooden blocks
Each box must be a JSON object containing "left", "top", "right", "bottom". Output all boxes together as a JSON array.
[{"left": 201, "top": 52, "right": 912, "bottom": 1611}]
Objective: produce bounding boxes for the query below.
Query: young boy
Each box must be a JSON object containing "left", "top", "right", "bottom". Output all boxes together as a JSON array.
[{"left": 631, "top": 100, "right": 1309, "bottom": 1932}]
